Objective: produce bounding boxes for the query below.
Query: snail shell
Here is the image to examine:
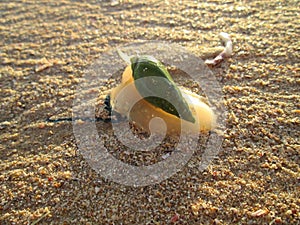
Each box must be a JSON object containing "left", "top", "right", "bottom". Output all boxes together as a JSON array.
[{"left": 110, "top": 66, "right": 216, "bottom": 135}]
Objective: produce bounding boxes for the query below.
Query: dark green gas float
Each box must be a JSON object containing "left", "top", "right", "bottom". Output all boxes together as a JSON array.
[{"left": 130, "top": 55, "right": 195, "bottom": 123}]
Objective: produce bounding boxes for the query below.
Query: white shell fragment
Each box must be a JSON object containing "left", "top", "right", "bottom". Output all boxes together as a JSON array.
[{"left": 205, "top": 32, "right": 233, "bottom": 66}]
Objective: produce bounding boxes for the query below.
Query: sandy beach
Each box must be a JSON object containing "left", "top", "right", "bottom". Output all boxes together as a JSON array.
[{"left": 0, "top": 0, "right": 299, "bottom": 224}]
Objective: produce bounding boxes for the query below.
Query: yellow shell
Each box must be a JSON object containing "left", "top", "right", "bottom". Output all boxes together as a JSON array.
[{"left": 110, "top": 66, "right": 216, "bottom": 135}]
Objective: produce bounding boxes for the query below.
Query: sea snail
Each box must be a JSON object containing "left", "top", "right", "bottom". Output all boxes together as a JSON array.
[{"left": 110, "top": 54, "right": 216, "bottom": 135}]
